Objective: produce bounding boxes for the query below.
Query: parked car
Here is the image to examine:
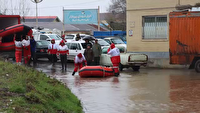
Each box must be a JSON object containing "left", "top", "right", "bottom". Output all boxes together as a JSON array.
[
  {"left": 104, "top": 37, "right": 127, "bottom": 52},
  {"left": 35, "top": 40, "right": 51, "bottom": 61},
  {"left": 34, "top": 33, "right": 62, "bottom": 44},
  {"left": 96, "top": 39, "right": 110, "bottom": 47},
  {"left": 100, "top": 47, "right": 148, "bottom": 71},
  {"left": 66, "top": 41, "right": 87, "bottom": 60},
  {"left": 65, "top": 34, "right": 89, "bottom": 42},
  {"left": 67, "top": 41, "right": 148, "bottom": 71}
]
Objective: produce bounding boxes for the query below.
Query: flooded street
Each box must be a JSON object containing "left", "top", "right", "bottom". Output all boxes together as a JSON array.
[{"left": 35, "top": 60, "right": 200, "bottom": 113}]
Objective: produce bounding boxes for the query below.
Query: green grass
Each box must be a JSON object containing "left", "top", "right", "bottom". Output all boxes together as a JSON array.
[{"left": 0, "top": 60, "right": 82, "bottom": 113}]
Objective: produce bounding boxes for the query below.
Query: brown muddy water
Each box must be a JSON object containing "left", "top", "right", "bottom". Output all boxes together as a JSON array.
[{"left": 35, "top": 61, "right": 200, "bottom": 113}]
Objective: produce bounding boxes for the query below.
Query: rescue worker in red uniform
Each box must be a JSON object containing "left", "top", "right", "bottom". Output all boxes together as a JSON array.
[
  {"left": 72, "top": 53, "right": 87, "bottom": 76},
  {"left": 58, "top": 40, "right": 69, "bottom": 71},
  {"left": 61, "top": 35, "right": 67, "bottom": 43},
  {"left": 22, "top": 35, "right": 31, "bottom": 65},
  {"left": 48, "top": 39, "right": 58, "bottom": 66},
  {"left": 107, "top": 43, "right": 121, "bottom": 77},
  {"left": 14, "top": 35, "right": 23, "bottom": 65}
]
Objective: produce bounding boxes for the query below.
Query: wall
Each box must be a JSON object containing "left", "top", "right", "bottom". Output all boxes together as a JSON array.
[{"left": 126, "top": 0, "right": 199, "bottom": 68}]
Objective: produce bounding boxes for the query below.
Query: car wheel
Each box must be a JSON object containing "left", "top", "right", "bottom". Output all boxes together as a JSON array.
[
  {"left": 119, "top": 63, "right": 123, "bottom": 71},
  {"left": 132, "top": 66, "right": 140, "bottom": 71},
  {"left": 195, "top": 59, "right": 200, "bottom": 73}
]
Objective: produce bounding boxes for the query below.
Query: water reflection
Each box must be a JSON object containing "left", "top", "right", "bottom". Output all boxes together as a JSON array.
[{"left": 35, "top": 62, "right": 200, "bottom": 113}]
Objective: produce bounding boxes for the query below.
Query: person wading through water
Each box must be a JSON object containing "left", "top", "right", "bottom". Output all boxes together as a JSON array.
[
  {"left": 107, "top": 43, "right": 121, "bottom": 77},
  {"left": 72, "top": 53, "right": 87, "bottom": 76}
]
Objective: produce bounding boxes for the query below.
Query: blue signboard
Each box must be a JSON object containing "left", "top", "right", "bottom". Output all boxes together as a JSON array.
[{"left": 63, "top": 9, "right": 98, "bottom": 24}]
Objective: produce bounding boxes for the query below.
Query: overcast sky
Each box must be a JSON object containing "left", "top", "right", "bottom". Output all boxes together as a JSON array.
[{"left": 27, "top": 0, "right": 111, "bottom": 20}]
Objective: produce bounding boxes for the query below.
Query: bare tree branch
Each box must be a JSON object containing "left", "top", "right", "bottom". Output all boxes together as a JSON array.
[{"left": 0, "top": 0, "right": 30, "bottom": 16}]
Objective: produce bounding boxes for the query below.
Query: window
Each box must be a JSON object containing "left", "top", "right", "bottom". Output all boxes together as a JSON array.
[
  {"left": 111, "top": 38, "right": 125, "bottom": 44},
  {"left": 48, "top": 35, "right": 61, "bottom": 40},
  {"left": 66, "top": 35, "right": 74, "bottom": 39},
  {"left": 142, "top": 16, "right": 168, "bottom": 39},
  {"left": 69, "top": 43, "right": 77, "bottom": 50},
  {"left": 104, "top": 39, "right": 111, "bottom": 44},
  {"left": 98, "top": 40, "right": 110, "bottom": 46},
  {"left": 77, "top": 44, "right": 81, "bottom": 50},
  {"left": 40, "top": 35, "right": 49, "bottom": 40},
  {"left": 66, "top": 43, "right": 70, "bottom": 48}
]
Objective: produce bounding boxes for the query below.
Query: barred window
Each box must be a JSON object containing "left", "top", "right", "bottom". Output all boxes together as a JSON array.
[{"left": 142, "top": 16, "right": 168, "bottom": 39}]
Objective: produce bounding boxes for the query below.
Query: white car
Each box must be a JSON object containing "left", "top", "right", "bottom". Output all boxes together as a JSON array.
[
  {"left": 34, "top": 33, "right": 62, "bottom": 45},
  {"left": 100, "top": 47, "right": 148, "bottom": 71},
  {"left": 65, "top": 34, "right": 89, "bottom": 42},
  {"left": 66, "top": 41, "right": 87, "bottom": 60},
  {"left": 66, "top": 41, "right": 148, "bottom": 71},
  {"left": 104, "top": 37, "right": 127, "bottom": 52}
]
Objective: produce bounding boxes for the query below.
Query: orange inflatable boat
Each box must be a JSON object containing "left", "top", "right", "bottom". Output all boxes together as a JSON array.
[
  {"left": 79, "top": 66, "right": 115, "bottom": 78},
  {"left": 0, "top": 24, "right": 32, "bottom": 51}
]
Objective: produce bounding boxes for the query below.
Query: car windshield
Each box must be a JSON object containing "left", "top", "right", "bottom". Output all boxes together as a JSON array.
[
  {"left": 48, "top": 35, "right": 61, "bottom": 40},
  {"left": 66, "top": 35, "right": 74, "bottom": 39},
  {"left": 121, "top": 36, "right": 126, "bottom": 41},
  {"left": 98, "top": 40, "right": 110, "bottom": 46},
  {"left": 36, "top": 41, "right": 49, "bottom": 47},
  {"left": 111, "top": 38, "right": 125, "bottom": 44}
]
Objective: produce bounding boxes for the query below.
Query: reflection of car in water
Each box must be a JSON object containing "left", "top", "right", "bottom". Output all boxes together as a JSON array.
[
  {"left": 104, "top": 37, "right": 127, "bottom": 52},
  {"left": 35, "top": 40, "right": 51, "bottom": 61}
]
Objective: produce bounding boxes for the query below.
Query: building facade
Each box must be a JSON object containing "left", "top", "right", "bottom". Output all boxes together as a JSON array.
[{"left": 126, "top": 0, "right": 199, "bottom": 68}]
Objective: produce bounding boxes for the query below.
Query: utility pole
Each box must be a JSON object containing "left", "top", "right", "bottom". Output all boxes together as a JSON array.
[
  {"left": 178, "top": 0, "right": 180, "bottom": 5},
  {"left": 31, "top": 0, "right": 43, "bottom": 29},
  {"left": 98, "top": 6, "right": 100, "bottom": 31},
  {"left": 63, "top": 7, "right": 65, "bottom": 35}
]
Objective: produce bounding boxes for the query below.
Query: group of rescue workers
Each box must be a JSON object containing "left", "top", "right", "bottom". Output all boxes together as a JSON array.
[{"left": 0, "top": 33, "right": 121, "bottom": 77}]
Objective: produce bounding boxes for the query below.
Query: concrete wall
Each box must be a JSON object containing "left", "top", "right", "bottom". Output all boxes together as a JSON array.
[{"left": 126, "top": 0, "right": 199, "bottom": 68}]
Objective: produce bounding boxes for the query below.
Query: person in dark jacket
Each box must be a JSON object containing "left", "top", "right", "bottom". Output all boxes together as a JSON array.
[
  {"left": 92, "top": 39, "right": 102, "bottom": 65},
  {"left": 84, "top": 44, "right": 94, "bottom": 66},
  {"left": 30, "top": 36, "right": 36, "bottom": 66}
]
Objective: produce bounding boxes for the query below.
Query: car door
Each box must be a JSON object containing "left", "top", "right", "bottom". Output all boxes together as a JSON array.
[{"left": 100, "top": 48, "right": 112, "bottom": 66}]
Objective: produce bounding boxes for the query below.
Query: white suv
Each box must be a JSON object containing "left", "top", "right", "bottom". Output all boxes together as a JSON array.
[
  {"left": 66, "top": 41, "right": 87, "bottom": 60},
  {"left": 34, "top": 34, "right": 62, "bottom": 45}
]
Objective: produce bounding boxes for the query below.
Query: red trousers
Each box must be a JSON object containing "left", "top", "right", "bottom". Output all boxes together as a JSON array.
[
  {"left": 111, "top": 56, "right": 120, "bottom": 74},
  {"left": 15, "top": 51, "right": 22, "bottom": 63},
  {"left": 23, "top": 46, "right": 31, "bottom": 64},
  {"left": 74, "top": 63, "right": 83, "bottom": 72}
]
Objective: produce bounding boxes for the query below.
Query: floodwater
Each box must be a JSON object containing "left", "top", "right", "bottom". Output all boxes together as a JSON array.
[{"left": 35, "top": 60, "right": 200, "bottom": 113}]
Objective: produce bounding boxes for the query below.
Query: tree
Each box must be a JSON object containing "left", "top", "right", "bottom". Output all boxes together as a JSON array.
[
  {"left": 0, "top": 0, "right": 30, "bottom": 16},
  {"left": 107, "top": 0, "right": 126, "bottom": 30}
]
